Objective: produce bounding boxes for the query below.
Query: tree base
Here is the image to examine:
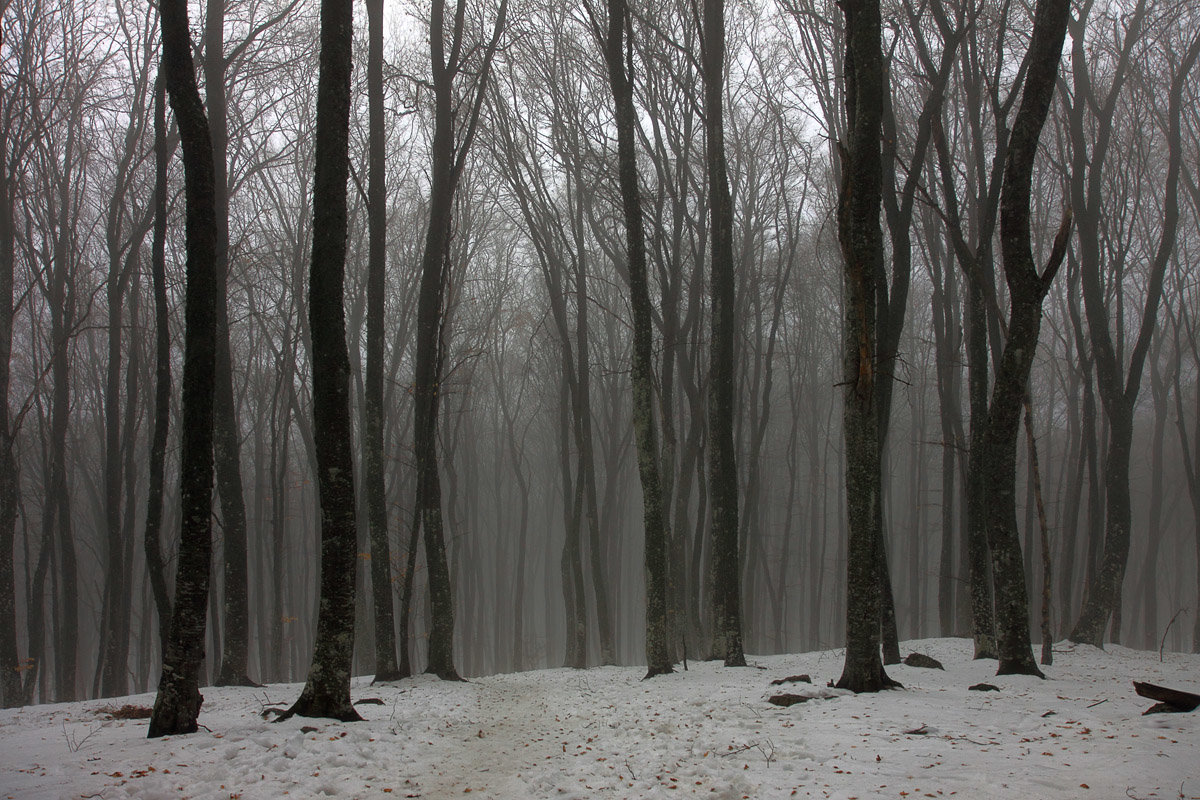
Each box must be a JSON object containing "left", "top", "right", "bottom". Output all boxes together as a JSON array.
[
  {"left": 372, "top": 670, "right": 406, "bottom": 684},
  {"left": 835, "top": 665, "right": 902, "bottom": 693},
  {"left": 996, "top": 657, "right": 1045, "bottom": 678},
  {"left": 426, "top": 666, "right": 465, "bottom": 682},
  {"left": 274, "top": 697, "right": 364, "bottom": 723},
  {"left": 972, "top": 635, "right": 998, "bottom": 660},
  {"left": 724, "top": 652, "right": 748, "bottom": 667},
  {"left": 214, "top": 672, "right": 262, "bottom": 688},
  {"left": 148, "top": 680, "right": 203, "bottom": 738},
  {"left": 644, "top": 664, "right": 675, "bottom": 679}
]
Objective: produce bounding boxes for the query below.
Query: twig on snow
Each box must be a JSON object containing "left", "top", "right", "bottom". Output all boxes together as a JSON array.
[
  {"left": 62, "top": 720, "right": 102, "bottom": 753},
  {"left": 1160, "top": 609, "right": 1187, "bottom": 662}
]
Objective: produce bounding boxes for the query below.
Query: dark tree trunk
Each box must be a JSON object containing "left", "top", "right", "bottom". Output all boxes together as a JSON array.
[
  {"left": 876, "top": 20, "right": 959, "bottom": 663},
  {"left": 412, "top": 0, "right": 460, "bottom": 680},
  {"left": 99, "top": 106, "right": 155, "bottom": 697},
  {"left": 1069, "top": 32, "right": 1200, "bottom": 648},
  {"left": 148, "top": 0, "right": 220, "bottom": 737},
  {"left": 144, "top": 72, "right": 174, "bottom": 662},
  {"left": 702, "top": 0, "right": 745, "bottom": 668},
  {"left": 413, "top": 0, "right": 505, "bottom": 680},
  {"left": 203, "top": 0, "right": 254, "bottom": 690},
  {"left": 558, "top": 384, "right": 587, "bottom": 668},
  {"left": 835, "top": 0, "right": 893, "bottom": 694},
  {"left": 280, "top": 0, "right": 362, "bottom": 722},
  {"left": 364, "top": 0, "right": 399, "bottom": 684},
  {"left": 0, "top": 82, "right": 22, "bottom": 709},
  {"left": 963, "top": 213, "right": 997, "bottom": 663},
  {"left": 1140, "top": 340, "right": 1170, "bottom": 650},
  {"left": 982, "top": 0, "right": 1072, "bottom": 678},
  {"left": 601, "top": 0, "right": 672, "bottom": 678},
  {"left": 1023, "top": 397, "right": 1053, "bottom": 665}
]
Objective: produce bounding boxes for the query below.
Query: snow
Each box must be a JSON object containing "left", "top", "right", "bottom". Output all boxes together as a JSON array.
[{"left": 1, "top": 638, "right": 1197, "bottom": 799}]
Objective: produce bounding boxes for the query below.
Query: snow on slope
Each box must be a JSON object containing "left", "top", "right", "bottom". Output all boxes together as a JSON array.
[{"left": 1, "top": 639, "right": 1196, "bottom": 799}]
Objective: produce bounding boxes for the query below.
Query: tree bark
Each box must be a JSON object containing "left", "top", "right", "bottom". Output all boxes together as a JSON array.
[
  {"left": 1069, "top": 29, "right": 1200, "bottom": 648},
  {"left": 599, "top": 0, "right": 672, "bottom": 678},
  {"left": 279, "top": 0, "right": 362, "bottom": 722},
  {"left": 363, "top": 0, "right": 400, "bottom": 684},
  {"left": 0, "top": 74, "right": 22, "bottom": 709},
  {"left": 982, "top": 0, "right": 1072, "bottom": 677},
  {"left": 148, "top": 0, "right": 220, "bottom": 737},
  {"left": 835, "top": 0, "right": 893, "bottom": 694},
  {"left": 144, "top": 72, "right": 174, "bottom": 665},
  {"left": 413, "top": 0, "right": 505, "bottom": 680},
  {"left": 702, "top": 0, "right": 745, "bottom": 668}
]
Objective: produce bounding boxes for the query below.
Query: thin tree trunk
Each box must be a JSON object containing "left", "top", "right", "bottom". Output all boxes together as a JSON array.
[
  {"left": 142, "top": 80, "right": 174, "bottom": 651},
  {"left": 203, "top": 0, "right": 254, "bottom": 690},
  {"left": 364, "top": 0, "right": 399, "bottom": 684},
  {"left": 1023, "top": 396, "right": 1053, "bottom": 665},
  {"left": 0, "top": 77, "right": 22, "bottom": 709},
  {"left": 599, "top": 0, "right": 672, "bottom": 677}
]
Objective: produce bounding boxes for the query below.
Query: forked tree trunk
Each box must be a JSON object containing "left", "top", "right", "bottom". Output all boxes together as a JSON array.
[
  {"left": 982, "top": 0, "right": 1072, "bottom": 677},
  {"left": 1069, "top": 32, "right": 1200, "bottom": 648},
  {"left": 412, "top": 0, "right": 505, "bottom": 681}
]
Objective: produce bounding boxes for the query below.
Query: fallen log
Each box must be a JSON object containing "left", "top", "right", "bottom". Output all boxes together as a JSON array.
[{"left": 1133, "top": 682, "right": 1200, "bottom": 714}]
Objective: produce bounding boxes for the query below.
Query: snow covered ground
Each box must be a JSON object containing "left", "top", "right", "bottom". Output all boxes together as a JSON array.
[{"left": 1, "top": 638, "right": 1196, "bottom": 799}]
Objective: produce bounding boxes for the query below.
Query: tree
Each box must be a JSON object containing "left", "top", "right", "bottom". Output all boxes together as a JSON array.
[
  {"left": 148, "top": 0, "right": 220, "bottom": 738},
  {"left": 834, "top": 0, "right": 893, "bottom": 694},
  {"left": 411, "top": 0, "right": 505, "bottom": 680},
  {"left": 279, "top": 0, "right": 361, "bottom": 721},
  {"left": 143, "top": 71, "right": 173, "bottom": 659},
  {"left": 204, "top": 0, "right": 256, "bottom": 689},
  {"left": 363, "top": 0, "right": 400, "bottom": 684},
  {"left": 980, "top": 0, "right": 1071, "bottom": 677},
  {"left": 0, "top": 0, "right": 29, "bottom": 707},
  {"left": 593, "top": 0, "right": 672, "bottom": 678},
  {"left": 98, "top": 0, "right": 157, "bottom": 698},
  {"left": 701, "top": 0, "right": 745, "bottom": 669},
  {"left": 1067, "top": 4, "right": 1200, "bottom": 647}
]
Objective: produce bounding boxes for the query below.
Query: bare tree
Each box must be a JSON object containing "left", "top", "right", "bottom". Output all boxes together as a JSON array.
[
  {"left": 148, "top": 0, "right": 220, "bottom": 738},
  {"left": 279, "top": 0, "right": 361, "bottom": 722},
  {"left": 701, "top": 0, "right": 745, "bottom": 669}
]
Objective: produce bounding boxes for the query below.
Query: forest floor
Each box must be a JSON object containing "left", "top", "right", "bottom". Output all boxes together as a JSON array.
[{"left": 0, "top": 637, "right": 1197, "bottom": 799}]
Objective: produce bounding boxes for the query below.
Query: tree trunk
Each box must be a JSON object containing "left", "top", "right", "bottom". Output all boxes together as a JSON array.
[
  {"left": 702, "top": 0, "right": 745, "bottom": 668},
  {"left": 411, "top": 0, "right": 504, "bottom": 681},
  {"left": 1069, "top": 32, "right": 1200, "bottom": 648},
  {"left": 835, "top": 0, "right": 893, "bottom": 693},
  {"left": 982, "top": 0, "right": 1071, "bottom": 677},
  {"left": 280, "top": 0, "right": 362, "bottom": 722},
  {"left": 0, "top": 82, "right": 22, "bottom": 709},
  {"left": 200, "top": 0, "right": 254, "bottom": 690},
  {"left": 602, "top": 0, "right": 672, "bottom": 678},
  {"left": 363, "top": 0, "right": 399, "bottom": 684},
  {"left": 143, "top": 72, "right": 173, "bottom": 660},
  {"left": 148, "top": 0, "right": 220, "bottom": 736}
]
